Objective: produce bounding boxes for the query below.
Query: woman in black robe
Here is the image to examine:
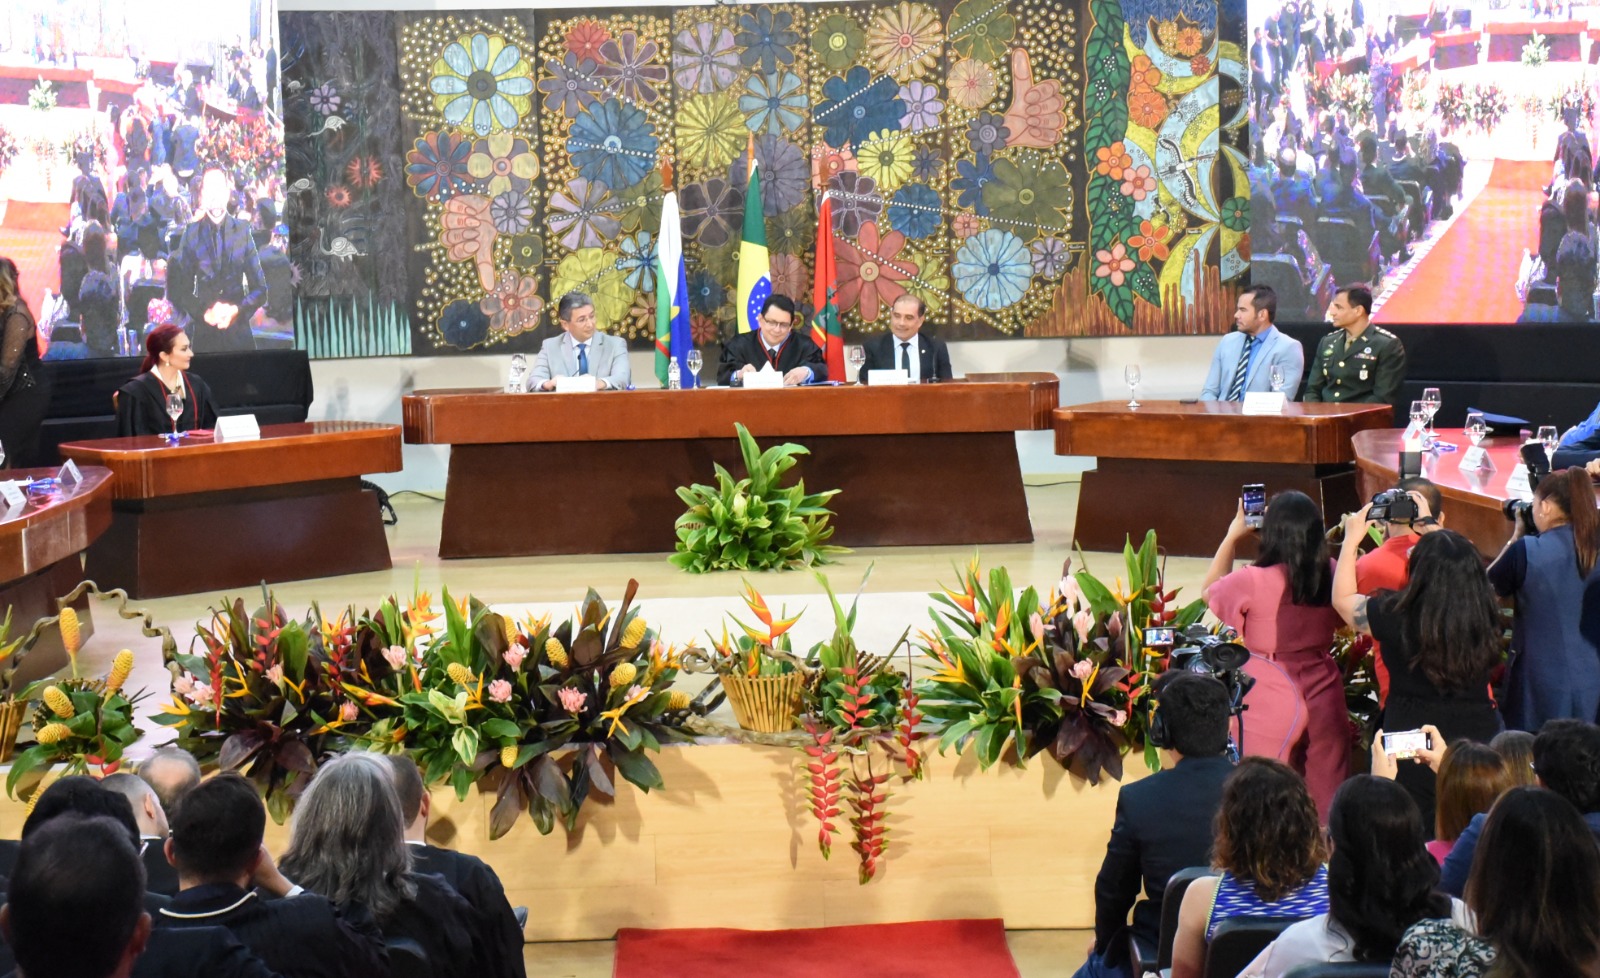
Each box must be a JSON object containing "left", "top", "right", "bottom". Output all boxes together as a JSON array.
[{"left": 116, "top": 322, "right": 217, "bottom": 437}]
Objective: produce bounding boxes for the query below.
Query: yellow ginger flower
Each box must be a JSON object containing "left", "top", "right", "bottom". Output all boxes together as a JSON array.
[
  {"left": 42, "top": 686, "right": 74, "bottom": 719},
  {"left": 620, "top": 618, "right": 648, "bottom": 649},
  {"left": 446, "top": 662, "right": 474, "bottom": 686},
  {"left": 500, "top": 744, "right": 519, "bottom": 769},
  {"left": 57, "top": 607, "right": 82, "bottom": 656},
  {"left": 36, "top": 722, "right": 71, "bottom": 746},
  {"left": 105, "top": 650, "right": 134, "bottom": 696},
  {"left": 667, "top": 690, "right": 692, "bottom": 711},
  {"left": 609, "top": 662, "right": 638, "bottom": 689},
  {"left": 545, "top": 638, "right": 569, "bottom": 668}
]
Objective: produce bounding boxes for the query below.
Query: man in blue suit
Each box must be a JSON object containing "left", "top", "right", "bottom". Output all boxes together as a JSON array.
[{"left": 1200, "top": 285, "right": 1306, "bottom": 401}]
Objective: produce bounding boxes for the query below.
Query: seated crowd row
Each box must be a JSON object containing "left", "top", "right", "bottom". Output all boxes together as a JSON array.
[{"left": 0, "top": 749, "right": 527, "bottom": 978}]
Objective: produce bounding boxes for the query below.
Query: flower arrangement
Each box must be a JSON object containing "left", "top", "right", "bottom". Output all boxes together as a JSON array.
[
  {"left": 383, "top": 581, "right": 692, "bottom": 838},
  {"left": 671, "top": 423, "right": 846, "bottom": 573},
  {"left": 916, "top": 533, "right": 1206, "bottom": 783},
  {"left": 154, "top": 592, "right": 366, "bottom": 822},
  {"left": 1331, "top": 627, "right": 1380, "bottom": 751},
  {"left": 797, "top": 570, "right": 921, "bottom": 883},
  {"left": 690, "top": 584, "right": 810, "bottom": 732}
]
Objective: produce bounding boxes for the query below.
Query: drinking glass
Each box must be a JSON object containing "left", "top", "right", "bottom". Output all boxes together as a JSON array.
[
  {"left": 1408, "top": 400, "right": 1428, "bottom": 437},
  {"left": 1538, "top": 425, "right": 1559, "bottom": 461},
  {"left": 686, "top": 349, "right": 703, "bottom": 388},
  {"left": 0, "top": 442, "right": 6, "bottom": 470},
  {"left": 1269, "top": 365, "right": 1286, "bottom": 394},
  {"left": 1422, "top": 387, "right": 1442, "bottom": 439},
  {"left": 1124, "top": 364, "right": 1142, "bottom": 409},
  {"left": 847, "top": 345, "right": 866, "bottom": 382},
  {"left": 165, "top": 391, "right": 184, "bottom": 444},
  {"left": 1465, "top": 410, "right": 1486, "bottom": 446}
]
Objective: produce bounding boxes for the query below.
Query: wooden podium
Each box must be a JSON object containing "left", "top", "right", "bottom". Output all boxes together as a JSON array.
[
  {"left": 0, "top": 467, "right": 112, "bottom": 683},
  {"left": 402, "top": 374, "right": 1060, "bottom": 558},
  {"left": 58, "top": 423, "right": 402, "bottom": 599},
  {"left": 1055, "top": 401, "right": 1393, "bottom": 556}
]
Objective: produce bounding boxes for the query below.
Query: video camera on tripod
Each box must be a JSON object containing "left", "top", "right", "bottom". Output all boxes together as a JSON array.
[{"left": 1144, "top": 623, "right": 1255, "bottom": 757}]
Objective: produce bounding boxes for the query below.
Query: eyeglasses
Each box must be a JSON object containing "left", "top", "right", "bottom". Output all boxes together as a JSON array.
[{"left": 760, "top": 316, "right": 793, "bottom": 330}]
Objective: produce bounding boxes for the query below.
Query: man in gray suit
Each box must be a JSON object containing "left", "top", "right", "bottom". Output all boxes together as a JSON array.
[
  {"left": 531, "top": 292, "right": 631, "bottom": 391},
  {"left": 1199, "top": 285, "right": 1305, "bottom": 401}
]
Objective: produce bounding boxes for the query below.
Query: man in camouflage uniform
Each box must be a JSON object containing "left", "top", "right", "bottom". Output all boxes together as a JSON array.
[{"left": 1303, "top": 284, "right": 1406, "bottom": 405}]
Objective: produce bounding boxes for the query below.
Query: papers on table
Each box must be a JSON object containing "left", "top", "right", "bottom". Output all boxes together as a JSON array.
[
  {"left": 554, "top": 375, "right": 600, "bottom": 393},
  {"left": 741, "top": 364, "right": 783, "bottom": 389}
]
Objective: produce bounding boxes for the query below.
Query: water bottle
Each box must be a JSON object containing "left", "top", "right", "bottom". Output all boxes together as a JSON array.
[{"left": 667, "top": 368, "right": 681, "bottom": 390}]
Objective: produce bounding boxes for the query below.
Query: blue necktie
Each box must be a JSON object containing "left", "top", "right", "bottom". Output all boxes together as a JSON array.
[
  {"left": 577, "top": 342, "right": 589, "bottom": 376},
  {"left": 1227, "top": 334, "right": 1255, "bottom": 402}
]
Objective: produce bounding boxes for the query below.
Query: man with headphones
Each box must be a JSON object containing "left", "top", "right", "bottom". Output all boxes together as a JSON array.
[{"left": 1073, "top": 672, "right": 1236, "bottom": 978}]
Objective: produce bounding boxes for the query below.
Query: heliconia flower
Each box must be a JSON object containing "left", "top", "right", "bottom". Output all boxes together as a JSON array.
[
  {"left": 43, "top": 686, "right": 74, "bottom": 719},
  {"left": 383, "top": 645, "right": 407, "bottom": 671},
  {"left": 105, "top": 649, "right": 134, "bottom": 696},
  {"left": 558, "top": 686, "right": 587, "bottom": 712},
  {"left": 502, "top": 645, "right": 526, "bottom": 671},
  {"left": 265, "top": 664, "right": 284, "bottom": 685},
  {"left": 621, "top": 618, "right": 649, "bottom": 649},
  {"left": 488, "top": 679, "right": 513, "bottom": 703},
  {"left": 1072, "top": 609, "right": 1094, "bottom": 644},
  {"left": 609, "top": 662, "right": 638, "bottom": 688},
  {"left": 1111, "top": 710, "right": 1128, "bottom": 726},
  {"left": 1070, "top": 659, "right": 1094, "bottom": 680},
  {"left": 340, "top": 700, "right": 359, "bottom": 722}
]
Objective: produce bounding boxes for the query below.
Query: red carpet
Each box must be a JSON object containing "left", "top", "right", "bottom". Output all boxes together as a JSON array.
[
  {"left": 613, "top": 918, "right": 1021, "bottom": 978},
  {"left": 1374, "top": 160, "right": 1550, "bottom": 325}
]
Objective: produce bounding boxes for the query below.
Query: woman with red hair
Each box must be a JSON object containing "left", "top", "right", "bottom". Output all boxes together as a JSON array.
[{"left": 114, "top": 324, "right": 217, "bottom": 437}]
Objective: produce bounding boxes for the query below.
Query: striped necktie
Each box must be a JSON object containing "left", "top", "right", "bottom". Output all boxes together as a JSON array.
[{"left": 1227, "top": 334, "right": 1255, "bottom": 401}]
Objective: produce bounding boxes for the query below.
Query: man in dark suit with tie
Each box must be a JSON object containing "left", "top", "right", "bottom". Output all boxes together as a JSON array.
[
  {"left": 388, "top": 756, "right": 526, "bottom": 978},
  {"left": 717, "top": 293, "right": 827, "bottom": 386},
  {"left": 153, "top": 773, "right": 388, "bottom": 978},
  {"left": 860, "top": 295, "right": 953, "bottom": 384},
  {"left": 1070, "top": 673, "right": 1235, "bottom": 978},
  {"left": 166, "top": 165, "right": 264, "bottom": 353}
]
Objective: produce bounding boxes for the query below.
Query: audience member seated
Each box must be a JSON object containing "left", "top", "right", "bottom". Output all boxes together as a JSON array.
[
  {"left": 1550, "top": 178, "right": 1598, "bottom": 322},
  {"left": 1171, "top": 758, "right": 1330, "bottom": 978},
  {"left": 1393, "top": 787, "right": 1600, "bottom": 978},
  {"left": 1552, "top": 400, "right": 1600, "bottom": 469},
  {"left": 101, "top": 772, "right": 180, "bottom": 896},
  {"left": 1271, "top": 147, "right": 1317, "bottom": 228},
  {"left": 1371, "top": 736, "right": 1513, "bottom": 865},
  {"left": 1355, "top": 478, "right": 1443, "bottom": 707},
  {"left": 1440, "top": 719, "right": 1600, "bottom": 897},
  {"left": 117, "top": 324, "right": 218, "bottom": 437},
  {"left": 1556, "top": 108, "right": 1594, "bottom": 192},
  {"left": 1072, "top": 673, "right": 1235, "bottom": 978},
  {"left": 1488, "top": 468, "right": 1600, "bottom": 731},
  {"left": 1200, "top": 286, "right": 1304, "bottom": 402},
  {"left": 1204, "top": 491, "right": 1344, "bottom": 816},
  {"left": 0, "top": 815, "right": 152, "bottom": 978},
  {"left": 387, "top": 755, "right": 527, "bottom": 978},
  {"left": 1238, "top": 776, "right": 1455, "bottom": 978},
  {"left": 278, "top": 753, "right": 489, "bottom": 978},
  {"left": 1335, "top": 516, "right": 1502, "bottom": 826},
  {"left": 155, "top": 773, "right": 388, "bottom": 978},
  {"left": 139, "top": 746, "right": 203, "bottom": 819},
  {"left": 1489, "top": 730, "right": 1538, "bottom": 788},
  {"left": 1359, "top": 133, "right": 1416, "bottom": 240}
]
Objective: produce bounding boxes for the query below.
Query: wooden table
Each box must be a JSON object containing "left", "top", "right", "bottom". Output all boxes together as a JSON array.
[
  {"left": 58, "top": 423, "right": 402, "bottom": 599},
  {"left": 1054, "top": 401, "right": 1393, "bottom": 556},
  {"left": 402, "top": 374, "right": 1059, "bottom": 558},
  {"left": 0, "top": 468, "right": 112, "bottom": 684},
  {"left": 1354, "top": 429, "right": 1600, "bottom": 557}
]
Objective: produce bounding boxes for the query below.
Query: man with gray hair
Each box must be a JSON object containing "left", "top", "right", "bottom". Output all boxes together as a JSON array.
[
  {"left": 859, "top": 294, "right": 952, "bottom": 384},
  {"left": 102, "top": 772, "right": 180, "bottom": 895},
  {"left": 530, "top": 291, "right": 631, "bottom": 391},
  {"left": 139, "top": 746, "right": 202, "bottom": 818}
]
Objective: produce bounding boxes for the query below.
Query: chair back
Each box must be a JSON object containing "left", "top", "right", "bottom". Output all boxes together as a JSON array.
[
  {"left": 1156, "top": 867, "right": 1215, "bottom": 972},
  {"left": 1283, "top": 964, "right": 1391, "bottom": 978},
  {"left": 1203, "top": 915, "right": 1298, "bottom": 978}
]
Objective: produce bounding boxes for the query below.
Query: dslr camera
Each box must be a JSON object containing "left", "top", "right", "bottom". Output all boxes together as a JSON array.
[
  {"left": 1368, "top": 488, "right": 1419, "bottom": 524},
  {"left": 1502, "top": 498, "right": 1537, "bottom": 535}
]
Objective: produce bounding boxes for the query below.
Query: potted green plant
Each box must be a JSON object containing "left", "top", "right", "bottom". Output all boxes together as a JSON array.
[{"left": 6, "top": 642, "right": 143, "bottom": 800}]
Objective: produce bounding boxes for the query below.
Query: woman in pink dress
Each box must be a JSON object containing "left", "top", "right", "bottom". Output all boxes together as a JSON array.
[{"left": 1204, "top": 490, "right": 1348, "bottom": 818}]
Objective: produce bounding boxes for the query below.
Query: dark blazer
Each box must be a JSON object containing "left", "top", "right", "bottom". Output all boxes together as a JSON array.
[
  {"left": 379, "top": 873, "right": 493, "bottom": 978},
  {"left": 717, "top": 330, "right": 828, "bottom": 385},
  {"left": 141, "top": 837, "right": 180, "bottom": 896},
  {"left": 409, "top": 843, "right": 526, "bottom": 978},
  {"left": 860, "top": 331, "right": 953, "bottom": 383},
  {"left": 132, "top": 925, "right": 285, "bottom": 978},
  {"left": 166, "top": 214, "right": 264, "bottom": 353},
  {"left": 1092, "top": 754, "right": 1235, "bottom": 966},
  {"left": 154, "top": 883, "right": 387, "bottom": 978},
  {"left": 116, "top": 370, "right": 219, "bottom": 437}
]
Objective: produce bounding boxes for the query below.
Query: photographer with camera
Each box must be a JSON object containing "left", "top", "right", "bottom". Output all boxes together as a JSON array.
[
  {"left": 1203, "top": 490, "right": 1346, "bottom": 817},
  {"left": 1356, "top": 479, "right": 1444, "bottom": 707},
  {"left": 1486, "top": 467, "right": 1600, "bottom": 732},
  {"left": 1334, "top": 509, "right": 1502, "bottom": 829}
]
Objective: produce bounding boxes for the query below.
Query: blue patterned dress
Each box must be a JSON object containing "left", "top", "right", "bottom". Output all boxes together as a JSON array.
[{"left": 1205, "top": 866, "right": 1331, "bottom": 940}]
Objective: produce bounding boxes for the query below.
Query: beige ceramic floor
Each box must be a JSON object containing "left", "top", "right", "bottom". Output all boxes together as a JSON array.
[{"left": 66, "top": 479, "right": 1208, "bottom": 978}]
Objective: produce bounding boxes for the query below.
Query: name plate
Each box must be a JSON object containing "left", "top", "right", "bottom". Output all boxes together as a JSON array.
[
  {"left": 1505, "top": 465, "right": 1533, "bottom": 499},
  {"left": 215, "top": 414, "right": 262, "bottom": 442},
  {"left": 1241, "top": 391, "right": 1285, "bottom": 415},
  {"left": 554, "top": 375, "right": 599, "bottom": 393},
  {"left": 1460, "top": 445, "right": 1494, "bottom": 471},
  {"left": 867, "top": 369, "right": 911, "bottom": 386},
  {"left": 0, "top": 481, "right": 25, "bottom": 509},
  {"left": 741, "top": 368, "right": 783, "bottom": 390},
  {"left": 56, "top": 459, "right": 82, "bottom": 488}
]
